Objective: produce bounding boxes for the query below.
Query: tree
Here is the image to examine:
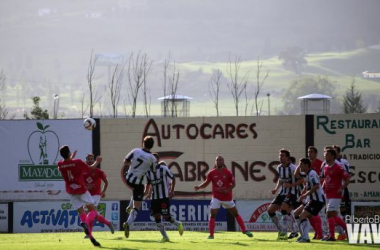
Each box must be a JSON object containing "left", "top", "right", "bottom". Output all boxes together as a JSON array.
[
  {"left": 142, "top": 55, "right": 153, "bottom": 117},
  {"left": 162, "top": 55, "right": 180, "bottom": 117},
  {"left": 342, "top": 79, "right": 367, "bottom": 114},
  {"left": 226, "top": 55, "right": 249, "bottom": 116},
  {"left": 208, "top": 69, "right": 223, "bottom": 117},
  {"left": 252, "top": 59, "right": 269, "bottom": 116},
  {"left": 0, "top": 69, "right": 12, "bottom": 119},
  {"left": 23, "top": 96, "right": 49, "bottom": 119},
  {"left": 107, "top": 64, "right": 124, "bottom": 118},
  {"left": 279, "top": 46, "right": 307, "bottom": 74},
  {"left": 282, "top": 76, "right": 337, "bottom": 115},
  {"left": 80, "top": 92, "right": 89, "bottom": 118},
  {"left": 127, "top": 51, "right": 152, "bottom": 118},
  {"left": 87, "top": 50, "right": 102, "bottom": 117}
]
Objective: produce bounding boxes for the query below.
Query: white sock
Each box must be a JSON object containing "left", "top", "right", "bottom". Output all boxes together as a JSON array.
[
  {"left": 127, "top": 208, "right": 138, "bottom": 224},
  {"left": 300, "top": 219, "right": 310, "bottom": 240},
  {"left": 281, "top": 214, "right": 290, "bottom": 234},
  {"left": 157, "top": 222, "right": 168, "bottom": 238}
]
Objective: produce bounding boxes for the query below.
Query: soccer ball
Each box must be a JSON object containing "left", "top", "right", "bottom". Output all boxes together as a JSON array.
[{"left": 83, "top": 118, "right": 96, "bottom": 130}]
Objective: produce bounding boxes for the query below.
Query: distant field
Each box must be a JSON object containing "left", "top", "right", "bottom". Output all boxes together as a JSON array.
[
  {"left": 0, "top": 231, "right": 369, "bottom": 250},
  {"left": 3, "top": 47, "right": 380, "bottom": 118}
]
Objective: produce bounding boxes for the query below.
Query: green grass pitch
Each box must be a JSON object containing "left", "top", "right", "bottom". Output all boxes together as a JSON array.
[{"left": 0, "top": 231, "right": 372, "bottom": 250}]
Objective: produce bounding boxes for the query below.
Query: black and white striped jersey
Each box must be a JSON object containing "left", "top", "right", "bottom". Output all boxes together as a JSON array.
[
  {"left": 125, "top": 148, "right": 156, "bottom": 185},
  {"left": 146, "top": 163, "right": 174, "bottom": 200},
  {"left": 337, "top": 158, "right": 350, "bottom": 173},
  {"left": 278, "top": 163, "right": 298, "bottom": 196},
  {"left": 305, "top": 169, "right": 326, "bottom": 202}
]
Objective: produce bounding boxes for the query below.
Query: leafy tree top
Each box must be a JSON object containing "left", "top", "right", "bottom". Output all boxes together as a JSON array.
[{"left": 24, "top": 96, "right": 49, "bottom": 120}]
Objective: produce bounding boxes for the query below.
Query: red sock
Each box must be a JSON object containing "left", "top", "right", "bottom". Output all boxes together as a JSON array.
[
  {"left": 334, "top": 216, "right": 347, "bottom": 232},
  {"left": 97, "top": 214, "right": 111, "bottom": 227},
  {"left": 308, "top": 216, "right": 317, "bottom": 232},
  {"left": 86, "top": 210, "right": 98, "bottom": 238},
  {"left": 327, "top": 217, "right": 335, "bottom": 239},
  {"left": 209, "top": 218, "right": 215, "bottom": 237},
  {"left": 314, "top": 215, "right": 323, "bottom": 238},
  {"left": 236, "top": 215, "right": 247, "bottom": 232},
  {"left": 80, "top": 213, "right": 87, "bottom": 223}
]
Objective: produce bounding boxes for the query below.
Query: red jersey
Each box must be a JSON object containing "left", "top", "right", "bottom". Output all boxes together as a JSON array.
[
  {"left": 322, "top": 162, "right": 350, "bottom": 199},
  {"left": 57, "top": 159, "right": 89, "bottom": 194},
  {"left": 311, "top": 158, "right": 323, "bottom": 176},
  {"left": 206, "top": 167, "right": 235, "bottom": 201},
  {"left": 82, "top": 167, "right": 107, "bottom": 196}
]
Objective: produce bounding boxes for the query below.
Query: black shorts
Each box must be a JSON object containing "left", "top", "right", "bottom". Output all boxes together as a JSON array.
[
  {"left": 150, "top": 198, "right": 171, "bottom": 216},
  {"left": 271, "top": 195, "right": 286, "bottom": 206},
  {"left": 292, "top": 201, "right": 303, "bottom": 209},
  {"left": 126, "top": 180, "right": 145, "bottom": 201},
  {"left": 304, "top": 200, "right": 325, "bottom": 216},
  {"left": 283, "top": 194, "right": 298, "bottom": 208},
  {"left": 340, "top": 187, "right": 351, "bottom": 208}
]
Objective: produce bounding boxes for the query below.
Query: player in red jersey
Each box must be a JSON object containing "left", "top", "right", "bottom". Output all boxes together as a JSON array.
[
  {"left": 57, "top": 145, "right": 102, "bottom": 247},
  {"left": 81, "top": 153, "right": 114, "bottom": 234},
  {"left": 194, "top": 156, "right": 253, "bottom": 239},
  {"left": 306, "top": 146, "right": 324, "bottom": 239},
  {"left": 308, "top": 146, "right": 323, "bottom": 176},
  {"left": 320, "top": 149, "right": 350, "bottom": 241}
]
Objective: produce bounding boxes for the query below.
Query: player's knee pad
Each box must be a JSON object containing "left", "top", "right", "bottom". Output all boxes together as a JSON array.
[{"left": 281, "top": 210, "right": 288, "bottom": 216}]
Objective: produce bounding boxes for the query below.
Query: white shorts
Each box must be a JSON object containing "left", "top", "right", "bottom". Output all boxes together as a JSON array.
[
  {"left": 92, "top": 195, "right": 101, "bottom": 206},
  {"left": 69, "top": 191, "right": 94, "bottom": 210},
  {"left": 326, "top": 198, "right": 341, "bottom": 212},
  {"left": 210, "top": 198, "right": 235, "bottom": 210}
]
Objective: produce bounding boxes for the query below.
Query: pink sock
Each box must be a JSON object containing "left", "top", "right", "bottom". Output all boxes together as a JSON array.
[
  {"left": 209, "top": 218, "right": 215, "bottom": 237},
  {"left": 327, "top": 217, "right": 335, "bottom": 239},
  {"left": 314, "top": 215, "right": 323, "bottom": 238},
  {"left": 236, "top": 215, "right": 247, "bottom": 232},
  {"left": 80, "top": 213, "right": 87, "bottom": 223},
  {"left": 334, "top": 216, "right": 347, "bottom": 232},
  {"left": 86, "top": 210, "right": 98, "bottom": 238},
  {"left": 97, "top": 214, "right": 111, "bottom": 227}
]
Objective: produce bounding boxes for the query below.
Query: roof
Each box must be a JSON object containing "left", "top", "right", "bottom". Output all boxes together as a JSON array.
[
  {"left": 297, "top": 93, "right": 332, "bottom": 100},
  {"left": 157, "top": 94, "right": 194, "bottom": 100}
]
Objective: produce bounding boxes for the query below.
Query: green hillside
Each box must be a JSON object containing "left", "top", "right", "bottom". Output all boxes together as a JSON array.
[
  {"left": 3, "top": 48, "right": 380, "bottom": 118},
  {"left": 177, "top": 48, "right": 380, "bottom": 116}
]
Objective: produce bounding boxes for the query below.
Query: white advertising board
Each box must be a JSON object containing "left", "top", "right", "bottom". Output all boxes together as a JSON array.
[
  {"left": 0, "top": 203, "right": 8, "bottom": 232},
  {"left": 13, "top": 201, "right": 120, "bottom": 233},
  {"left": 0, "top": 120, "right": 92, "bottom": 201}
]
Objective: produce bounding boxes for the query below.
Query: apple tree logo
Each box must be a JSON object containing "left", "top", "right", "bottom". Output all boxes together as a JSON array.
[{"left": 19, "top": 122, "right": 62, "bottom": 181}]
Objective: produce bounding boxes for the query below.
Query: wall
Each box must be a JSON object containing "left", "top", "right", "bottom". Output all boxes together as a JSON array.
[
  {"left": 314, "top": 114, "right": 380, "bottom": 201},
  {"left": 100, "top": 116, "right": 306, "bottom": 200}
]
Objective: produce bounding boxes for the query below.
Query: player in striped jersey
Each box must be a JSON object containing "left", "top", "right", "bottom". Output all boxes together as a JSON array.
[
  {"left": 121, "top": 136, "right": 157, "bottom": 238},
  {"left": 267, "top": 149, "right": 303, "bottom": 240},
  {"left": 144, "top": 153, "right": 184, "bottom": 243},
  {"left": 294, "top": 158, "right": 326, "bottom": 243}
]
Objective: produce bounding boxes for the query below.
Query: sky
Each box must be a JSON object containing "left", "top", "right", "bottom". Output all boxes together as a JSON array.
[{"left": 1, "top": 0, "right": 380, "bottom": 118}]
